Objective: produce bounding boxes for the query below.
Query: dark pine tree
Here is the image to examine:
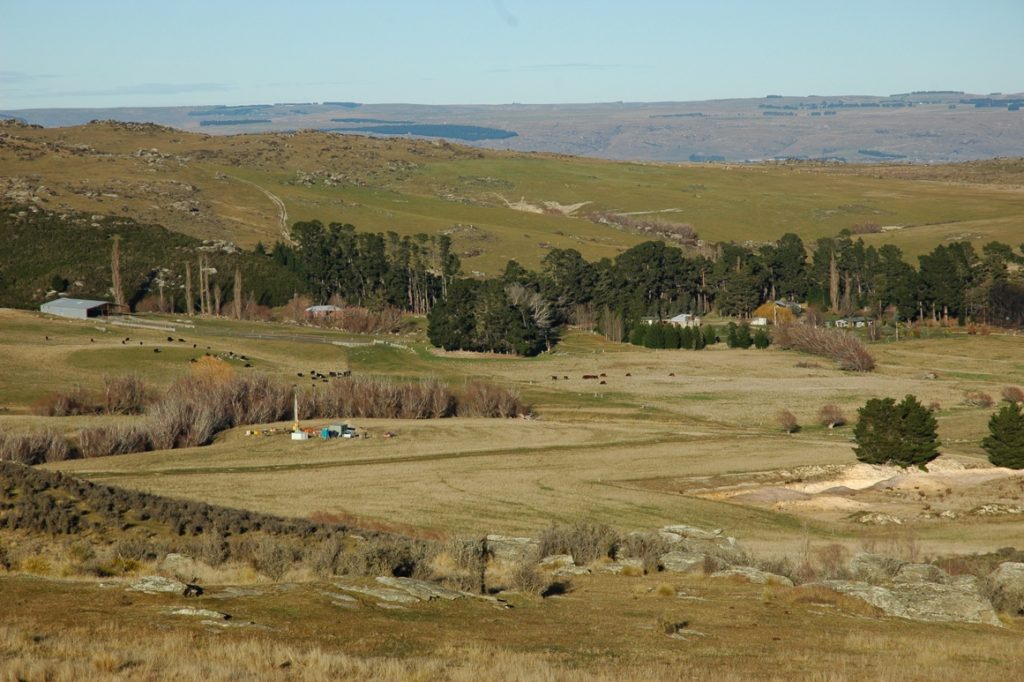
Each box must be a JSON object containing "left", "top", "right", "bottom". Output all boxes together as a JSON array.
[
  {"left": 854, "top": 398, "right": 902, "bottom": 465},
  {"left": 982, "top": 402, "right": 1024, "bottom": 469}
]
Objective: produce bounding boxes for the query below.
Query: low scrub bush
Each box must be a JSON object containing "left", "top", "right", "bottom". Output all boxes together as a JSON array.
[
  {"left": 32, "top": 386, "right": 98, "bottom": 416},
  {"left": 777, "top": 410, "right": 800, "bottom": 434},
  {"left": 618, "top": 533, "right": 672, "bottom": 574},
  {"left": 0, "top": 429, "right": 72, "bottom": 464},
  {"left": 457, "top": 380, "right": 530, "bottom": 418},
  {"left": 537, "top": 521, "right": 618, "bottom": 565},
  {"left": 76, "top": 425, "right": 150, "bottom": 458},
  {"left": 1002, "top": 386, "right": 1024, "bottom": 404},
  {"left": 102, "top": 374, "right": 148, "bottom": 415},
  {"left": 819, "top": 404, "right": 846, "bottom": 428},
  {"left": 963, "top": 391, "right": 994, "bottom": 408},
  {"left": 773, "top": 323, "right": 875, "bottom": 371},
  {"left": 312, "top": 305, "right": 409, "bottom": 334}
]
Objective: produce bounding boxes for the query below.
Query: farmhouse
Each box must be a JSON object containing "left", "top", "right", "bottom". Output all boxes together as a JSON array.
[
  {"left": 833, "top": 316, "right": 872, "bottom": 328},
  {"left": 39, "top": 298, "right": 123, "bottom": 319},
  {"left": 668, "top": 313, "right": 701, "bottom": 327}
]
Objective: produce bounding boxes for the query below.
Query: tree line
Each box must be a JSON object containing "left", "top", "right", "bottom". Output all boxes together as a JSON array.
[{"left": 269, "top": 220, "right": 1024, "bottom": 355}]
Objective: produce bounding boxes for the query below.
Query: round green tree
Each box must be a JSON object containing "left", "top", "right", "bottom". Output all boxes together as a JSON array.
[
  {"left": 894, "top": 394, "right": 940, "bottom": 468},
  {"left": 982, "top": 402, "right": 1024, "bottom": 469}
]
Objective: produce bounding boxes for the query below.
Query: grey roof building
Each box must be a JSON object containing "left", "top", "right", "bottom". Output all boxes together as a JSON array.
[{"left": 40, "top": 298, "right": 117, "bottom": 319}]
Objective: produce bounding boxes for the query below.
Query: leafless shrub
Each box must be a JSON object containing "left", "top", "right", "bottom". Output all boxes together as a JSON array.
[
  {"left": 0, "top": 429, "right": 72, "bottom": 464},
  {"left": 537, "top": 521, "right": 619, "bottom": 565},
  {"left": 305, "top": 377, "right": 456, "bottom": 419},
  {"left": 777, "top": 410, "right": 799, "bottom": 434},
  {"left": 102, "top": 374, "right": 148, "bottom": 415},
  {"left": 457, "top": 380, "right": 530, "bottom": 418},
  {"left": 311, "top": 305, "right": 408, "bottom": 334},
  {"left": 32, "top": 386, "right": 98, "bottom": 416},
  {"left": 76, "top": 425, "right": 150, "bottom": 458},
  {"left": 337, "top": 537, "right": 433, "bottom": 578},
  {"left": 619, "top": 533, "right": 672, "bottom": 574},
  {"left": 1002, "top": 386, "right": 1024, "bottom": 404},
  {"left": 928, "top": 401, "right": 941, "bottom": 412},
  {"left": 818, "top": 404, "right": 846, "bottom": 429},
  {"left": 963, "top": 391, "right": 994, "bottom": 408},
  {"left": 773, "top": 323, "right": 876, "bottom": 372},
  {"left": 509, "top": 555, "right": 556, "bottom": 595}
]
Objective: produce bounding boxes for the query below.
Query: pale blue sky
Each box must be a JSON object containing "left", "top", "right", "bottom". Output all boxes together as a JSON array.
[{"left": 2, "top": 0, "right": 1022, "bottom": 108}]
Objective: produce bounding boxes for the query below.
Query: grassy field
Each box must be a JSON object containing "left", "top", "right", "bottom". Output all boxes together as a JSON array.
[
  {"left": 0, "top": 308, "right": 1019, "bottom": 555},
  {"left": 3, "top": 308, "right": 1024, "bottom": 677},
  {"left": 3, "top": 123, "right": 1023, "bottom": 277}
]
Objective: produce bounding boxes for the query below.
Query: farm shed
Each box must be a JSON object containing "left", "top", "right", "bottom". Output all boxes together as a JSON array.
[
  {"left": 305, "top": 304, "right": 342, "bottom": 319},
  {"left": 39, "top": 298, "right": 121, "bottom": 319}
]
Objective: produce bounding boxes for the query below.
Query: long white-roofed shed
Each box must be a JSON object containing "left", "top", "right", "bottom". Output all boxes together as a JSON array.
[{"left": 40, "top": 298, "right": 115, "bottom": 319}]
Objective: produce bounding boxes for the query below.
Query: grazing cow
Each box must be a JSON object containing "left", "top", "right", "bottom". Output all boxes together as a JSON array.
[
  {"left": 189, "top": 358, "right": 197, "bottom": 363},
  {"left": 563, "top": 375, "right": 569, "bottom": 380},
  {"left": 167, "top": 336, "right": 174, "bottom": 342},
  {"left": 599, "top": 380, "right": 607, "bottom": 385},
  {"left": 153, "top": 348, "right": 161, "bottom": 353},
  {"left": 625, "top": 372, "right": 632, "bottom": 377},
  {"left": 44, "top": 336, "right": 49, "bottom": 341},
  {"left": 192, "top": 344, "right": 197, "bottom": 348},
  {"left": 297, "top": 373, "right": 304, "bottom": 377},
  {"left": 668, "top": 372, "right": 675, "bottom": 377},
  {"left": 341, "top": 370, "right": 352, "bottom": 377},
  {"left": 178, "top": 338, "right": 186, "bottom": 343},
  {"left": 599, "top": 373, "right": 607, "bottom": 378},
  {"left": 582, "top": 374, "right": 599, "bottom": 380},
  {"left": 244, "top": 363, "right": 252, "bottom": 368},
  {"left": 90, "top": 338, "right": 95, "bottom": 343},
  {"left": 551, "top": 375, "right": 558, "bottom": 380}
]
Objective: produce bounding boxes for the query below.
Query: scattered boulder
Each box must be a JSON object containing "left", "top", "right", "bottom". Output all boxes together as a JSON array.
[
  {"left": 711, "top": 566, "right": 794, "bottom": 587},
  {"left": 486, "top": 534, "right": 539, "bottom": 563},
  {"left": 851, "top": 511, "right": 903, "bottom": 526},
  {"left": 660, "top": 525, "right": 722, "bottom": 541},
  {"left": 170, "top": 607, "right": 230, "bottom": 621},
  {"left": 553, "top": 565, "right": 592, "bottom": 578},
  {"left": 333, "top": 581, "right": 419, "bottom": 604},
  {"left": 538, "top": 554, "right": 575, "bottom": 571},
  {"left": 659, "top": 551, "right": 706, "bottom": 574},
  {"left": 594, "top": 558, "right": 645, "bottom": 575},
  {"left": 850, "top": 553, "right": 906, "bottom": 584},
  {"left": 987, "top": 562, "right": 1024, "bottom": 615},
  {"left": 375, "top": 576, "right": 466, "bottom": 601},
  {"left": 893, "top": 563, "right": 950, "bottom": 585},
  {"left": 129, "top": 576, "right": 188, "bottom": 595},
  {"left": 808, "top": 579, "right": 1001, "bottom": 626}
]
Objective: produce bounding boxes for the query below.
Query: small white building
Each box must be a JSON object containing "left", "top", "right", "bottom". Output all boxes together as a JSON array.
[
  {"left": 749, "top": 316, "right": 769, "bottom": 327},
  {"left": 305, "top": 304, "right": 342, "bottom": 318}
]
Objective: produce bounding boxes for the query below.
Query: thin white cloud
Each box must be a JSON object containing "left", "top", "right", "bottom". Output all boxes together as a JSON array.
[{"left": 56, "top": 82, "right": 233, "bottom": 97}]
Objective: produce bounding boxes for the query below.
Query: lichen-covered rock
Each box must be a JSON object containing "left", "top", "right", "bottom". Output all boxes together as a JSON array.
[
  {"left": 659, "top": 551, "right": 706, "bottom": 574},
  {"left": 485, "top": 534, "right": 539, "bottom": 563},
  {"left": 538, "top": 554, "right": 575, "bottom": 570},
  {"left": 988, "top": 562, "right": 1024, "bottom": 615},
  {"left": 849, "top": 553, "right": 906, "bottom": 584},
  {"left": 375, "top": 576, "right": 467, "bottom": 601},
  {"left": 129, "top": 575, "right": 187, "bottom": 594},
  {"left": 808, "top": 579, "right": 1001, "bottom": 626},
  {"left": 893, "top": 563, "right": 950, "bottom": 585},
  {"left": 711, "top": 567, "right": 794, "bottom": 587},
  {"left": 594, "top": 558, "right": 645, "bottom": 575}
]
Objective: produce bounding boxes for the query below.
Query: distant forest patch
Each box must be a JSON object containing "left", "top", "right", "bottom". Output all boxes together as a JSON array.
[
  {"left": 858, "top": 149, "right": 907, "bottom": 159},
  {"left": 326, "top": 124, "right": 518, "bottom": 141},
  {"left": 188, "top": 105, "right": 273, "bottom": 117},
  {"left": 323, "top": 101, "right": 361, "bottom": 108},
  {"left": 199, "top": 119, "right": 273, "bottom": 127},
  {"left": 330, "top": 118, "right": 415, "bottom": 124}
]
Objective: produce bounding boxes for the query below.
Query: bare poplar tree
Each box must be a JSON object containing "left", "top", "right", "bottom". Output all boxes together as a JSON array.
[
  {"left": 233, "top": 267, "right": 243, "bottom": 319},
  {"left": 197, "top": 257, "right": 206, "bottom": 315},
  {"left": 185, "top": 262, "right": 194, "bottom": 316},
  {"left": 110, "top": 235, "right": 125, "bottom": 307}
]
